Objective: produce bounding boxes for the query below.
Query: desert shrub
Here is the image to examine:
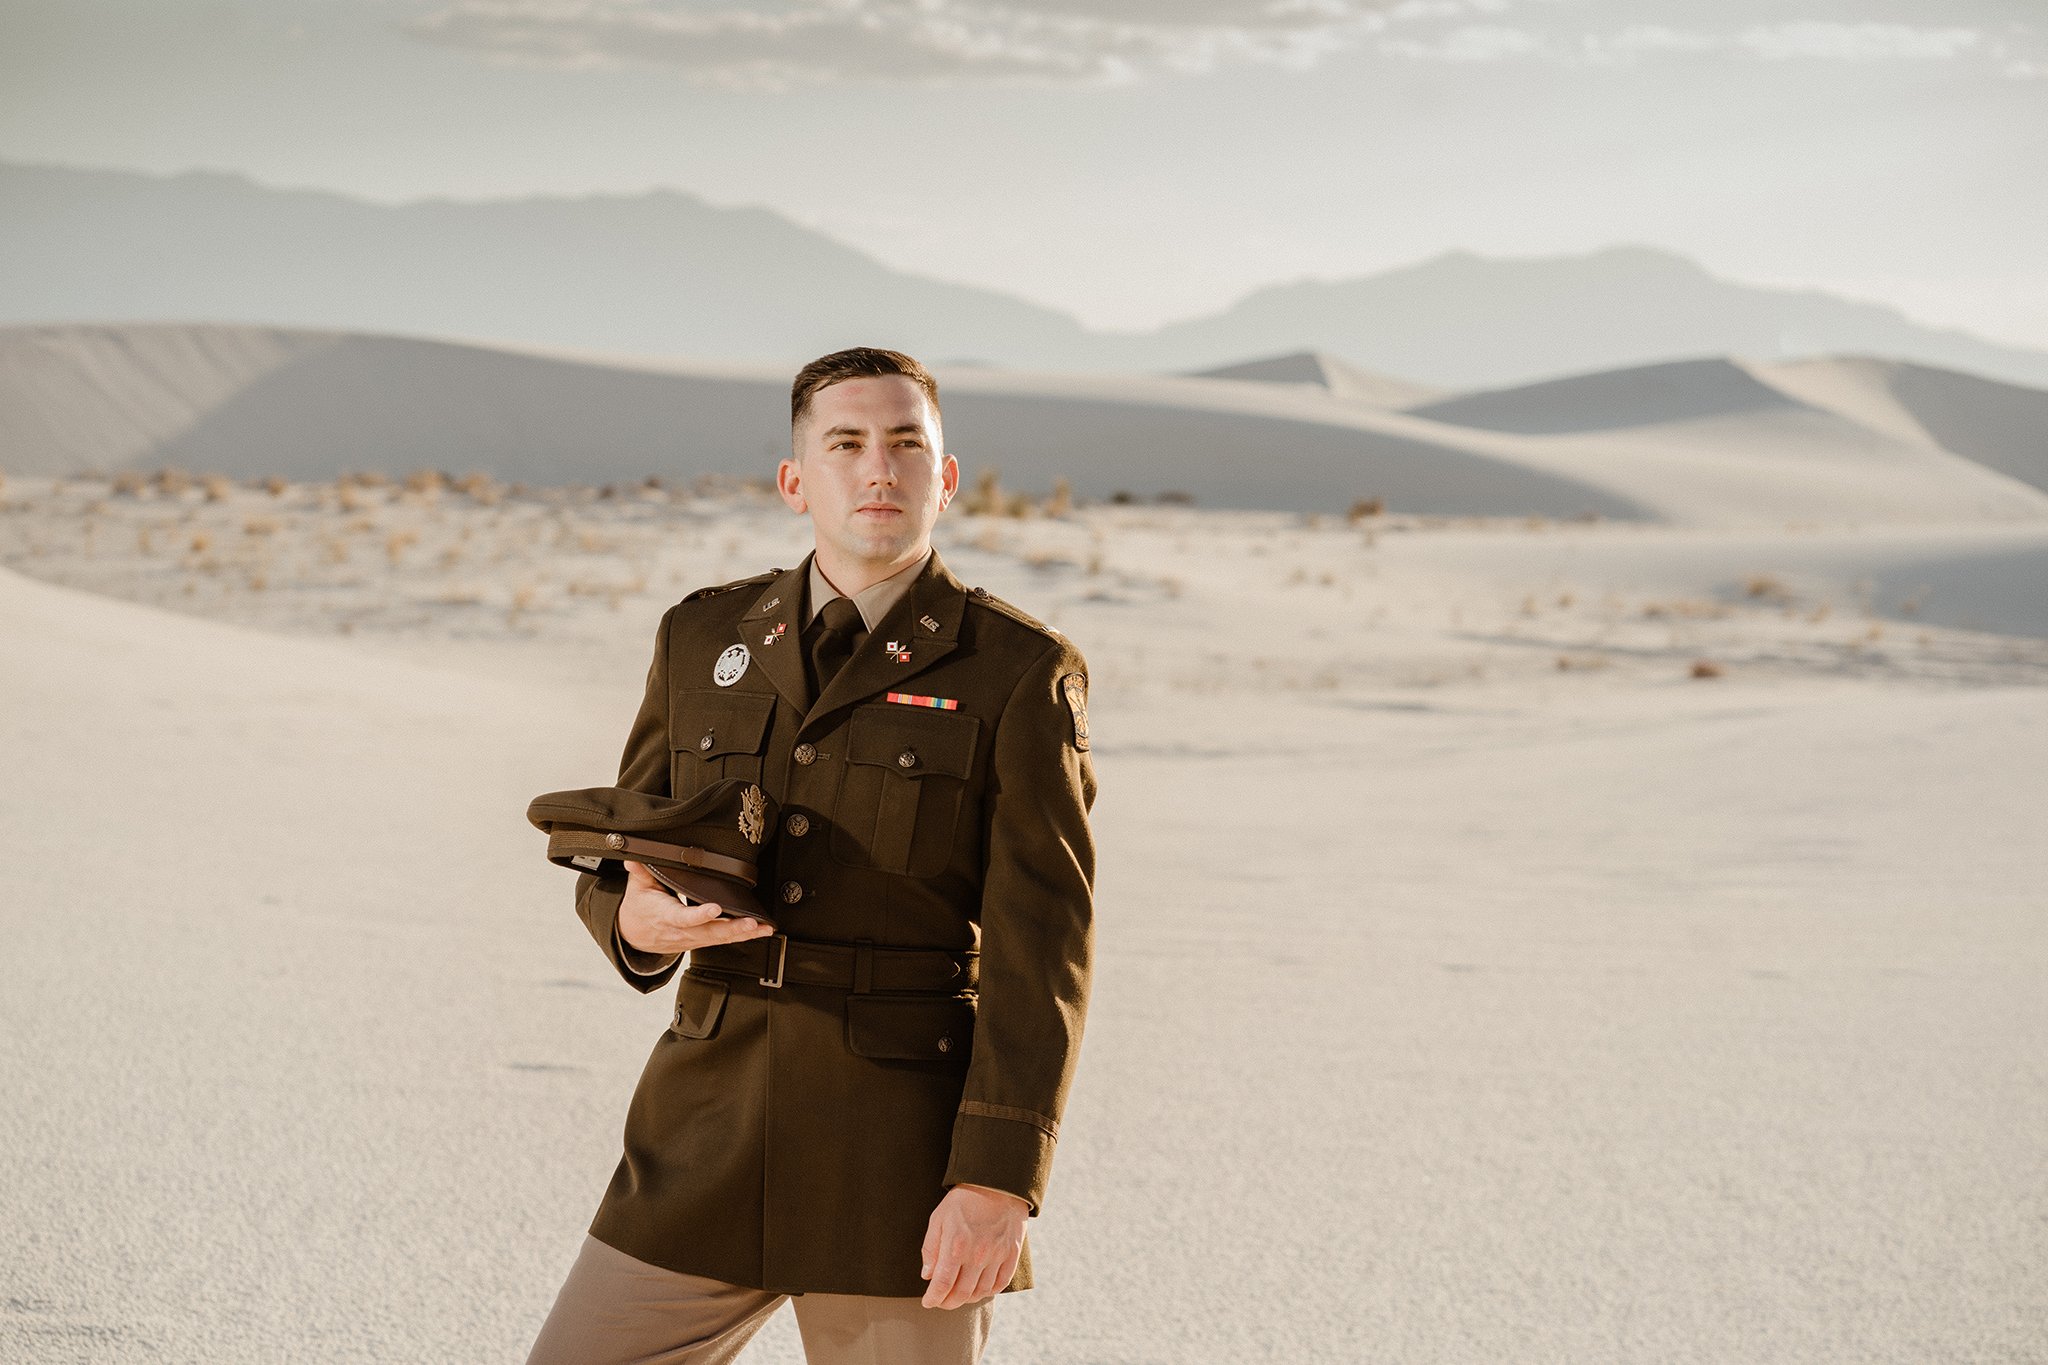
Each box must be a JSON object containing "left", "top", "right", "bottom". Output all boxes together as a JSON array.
[
  {"left": 1043, "top": 477, "right": 1072, "bottom": 518},
  {"left": 960, "top": 467, "right": 1004, "bottom": 516}
]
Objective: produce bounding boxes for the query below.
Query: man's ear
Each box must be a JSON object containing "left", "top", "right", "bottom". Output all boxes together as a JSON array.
[
  {"left": 938, "top": 452, "right": 960, "bottom": 509},
  {"left": 775, "top": 456, "right": 807, "bottom": 514}
]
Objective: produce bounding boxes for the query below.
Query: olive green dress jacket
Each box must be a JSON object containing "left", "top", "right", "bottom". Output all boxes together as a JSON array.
[{"left": 568, "top": 546, "right": 1098, "bottom": 1297}]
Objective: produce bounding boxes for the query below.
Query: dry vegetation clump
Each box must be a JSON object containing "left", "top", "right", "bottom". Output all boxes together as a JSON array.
[
  {"left": 385, "top": 529, "right": 420, "bottom": 566},
  {"left": 243, "top": 515, "right": 281, "bottom": 537},
  {"left": 111, "top": 471, "right": 148, "bottom": 497},
  {"left": 1044, "top": 477, "right": 1072, "bottom": 518},
  {"left": 454, "top": 471, "right": 504, "bottom": 505},
  {"left": 201, "top": 474, "right": 235, "bottom": 502},
  {"left": 508, "top": 583, "right": 540, "bottom": 626},
  {"left": 154, "top": 468, "right": 193, "bottom": 497},
  {"left": 260, "top": 475, "right": 289, "bottom": 497},
  {"left": 1743, "top": 573, "right": 1794, "bottom": 604},
  {"left": 961, "top": 468, "right": 1004, "bottom": 516},
  {"left": 403, "top": 469, "right": 448, "bottom": 499},
  {"left": 1345, "top": 497, "right": 1385, "bottom": 523},
  {"left": 1642, "top": 599, "right": 1732, "bottom": 620},
  {"left": 1690, "top": 659, "right": 1725, "bottom": 679}
]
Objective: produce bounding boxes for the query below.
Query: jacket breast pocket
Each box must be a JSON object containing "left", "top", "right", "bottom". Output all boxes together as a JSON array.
[
  {"left": 830, "top": 704, "right": 981, "bottom": 879},
  {"left": 671, "top": 688, "right": 776, "bottom": 799}
]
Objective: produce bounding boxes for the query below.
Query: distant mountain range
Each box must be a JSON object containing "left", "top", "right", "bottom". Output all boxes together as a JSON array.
[{"left": 6, "top": 159, "right": 2048, "bottom": 392}]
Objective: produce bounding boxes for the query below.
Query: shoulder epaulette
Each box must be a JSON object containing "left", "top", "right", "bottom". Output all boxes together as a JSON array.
[
  {"left": 681, "top": 568, "right": 781, "bottom": 604},
  {"left": 965, "top": 584, "right": 1064, "bottom": 640}
]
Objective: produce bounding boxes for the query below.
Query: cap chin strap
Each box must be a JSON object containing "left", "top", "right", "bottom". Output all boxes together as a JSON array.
[{"left": 545, "top": 830, "right": 759, "bottom": 886}]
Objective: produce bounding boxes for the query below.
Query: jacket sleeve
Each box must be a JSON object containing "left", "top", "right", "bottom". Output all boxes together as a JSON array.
[
  {"left": 942, "top": 637, "right": 1098, "bottom": 1214},
  {"left": 574, "top": 604, "right": 684, "bottom": 992}
]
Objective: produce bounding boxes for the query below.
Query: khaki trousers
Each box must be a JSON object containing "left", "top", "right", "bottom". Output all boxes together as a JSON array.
[{"left": 525, "top": 1235, "right": 995, "bottom": 1365}]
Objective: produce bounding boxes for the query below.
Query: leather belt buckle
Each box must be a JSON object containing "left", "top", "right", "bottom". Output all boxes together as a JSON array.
[{"left": 759, "top": 933, "right": 790, "bottom": 989}]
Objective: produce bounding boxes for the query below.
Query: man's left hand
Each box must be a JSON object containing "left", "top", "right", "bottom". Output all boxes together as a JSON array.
[{"left": 919, "top": 1183, "right": 1029, "bottom": 1309}]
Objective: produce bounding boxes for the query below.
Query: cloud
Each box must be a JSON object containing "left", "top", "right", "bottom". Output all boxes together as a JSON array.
[
  {"left": 1375, "top": 8, "right": 2047, "bottom": 78},
  {"left": 399, "top": 0, "right": 1433, "bottom": 87}
]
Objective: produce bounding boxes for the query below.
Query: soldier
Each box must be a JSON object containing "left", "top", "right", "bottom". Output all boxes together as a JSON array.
[{"left": 525, "top": 347, "right": 1098, "bottom": 1365}]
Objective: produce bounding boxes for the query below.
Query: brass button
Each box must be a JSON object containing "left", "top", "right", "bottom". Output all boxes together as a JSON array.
[
  {"left": 897, "top": 749, "right": 917, "bottom": 769},
  {"left": 785, "top": 812, "right": 810, "bottom": 837},
  {"left": 936, "top": 1035, "right": 952, "bottom": 1054},
  {"left": 604, "top": 832, "right": 625, "bottom": 851},
  {"left": 793, "top": 743, "right": 817, "bottom": 765},
  {"left": 780, "top": 880, "right": 804, "bottom": 905},
  {"left": 698, "top": 732, "right": 714, "bottom": 751}
]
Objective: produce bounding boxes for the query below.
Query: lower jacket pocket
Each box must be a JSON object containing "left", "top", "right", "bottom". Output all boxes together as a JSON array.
[
  {"left": 670, "top": 972, "right": 731, "bottom": 1040},
  {"left": 844, "top": 993, "right": 976, "bottom": 1065}
]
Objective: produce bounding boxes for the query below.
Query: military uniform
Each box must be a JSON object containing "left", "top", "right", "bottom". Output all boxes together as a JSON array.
[{"left": 564, "top": 545, "right": 1097, "bottom": 1300}]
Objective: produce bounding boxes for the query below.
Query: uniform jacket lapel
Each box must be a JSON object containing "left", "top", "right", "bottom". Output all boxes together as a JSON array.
[
  {"left": 738, "top": 560, "right": 813, "bottom": 714},
  {"left": 803, "top": 548, "right": 967, "bottom": 735}
]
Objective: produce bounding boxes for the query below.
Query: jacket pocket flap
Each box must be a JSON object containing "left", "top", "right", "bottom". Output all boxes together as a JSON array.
[
  {"left": 670, "top": 972, "right": 731, "bottom": 1039},
  {"left": 672, "top": 688, "right": 776, "bottom": 759},
  {"left": 845, "top": 705, "right": 980, "bottom": 780},
  {"left": 845, "top": 994, "right": 975, "bottom": 1063}
]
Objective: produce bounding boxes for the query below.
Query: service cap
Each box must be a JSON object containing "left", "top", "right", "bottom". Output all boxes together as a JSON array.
[{"left": 527, "top": 779, "right": 779, "bottom": 923}]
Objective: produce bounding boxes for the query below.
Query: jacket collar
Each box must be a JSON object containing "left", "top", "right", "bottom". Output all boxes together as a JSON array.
[{"left": 739, "top": 547, "right": 968, "bottom": 731}]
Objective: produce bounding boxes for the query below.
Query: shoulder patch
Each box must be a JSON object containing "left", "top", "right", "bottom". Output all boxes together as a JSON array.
[
  {"left": 682, "top": 568, "right": 781, "bottom": 604},
  {"left": 1060, "top": 672, "right": 1090, "bottom": 750},
  {"left": 966, "top": 586, "right": 1063, "bottom": 640}
]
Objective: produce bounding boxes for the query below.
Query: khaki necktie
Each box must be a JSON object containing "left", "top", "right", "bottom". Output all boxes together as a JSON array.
[{"left": 806, "top": 595, "right": 865, "bottom": 697}]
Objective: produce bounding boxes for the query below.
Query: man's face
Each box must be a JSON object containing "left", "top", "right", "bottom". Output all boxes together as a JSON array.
[{"left": 778, "top": 375, "right": 959, "bottom": 571}]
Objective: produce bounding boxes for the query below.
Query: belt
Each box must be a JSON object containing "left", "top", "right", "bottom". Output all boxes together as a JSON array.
[{"left": 690, "top": 935, "right": 977, "bottom": 992}]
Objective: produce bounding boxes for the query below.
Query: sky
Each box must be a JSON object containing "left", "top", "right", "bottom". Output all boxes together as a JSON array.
[{"left": 3, "top": 0, "right": 2045, "bottom": 348}]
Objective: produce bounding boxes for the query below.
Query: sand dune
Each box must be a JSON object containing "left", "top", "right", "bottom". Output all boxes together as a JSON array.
[
  {"left": 1186, "top": 349, "right": 1446, "bottom": 407},
  {"left": 6, "top": 322, "right": 2047, "bottom": 530}
]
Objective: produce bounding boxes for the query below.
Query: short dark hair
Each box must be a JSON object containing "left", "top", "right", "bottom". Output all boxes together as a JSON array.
[{"left": 790, "top": 347, "right": 942, "bottom": 441}]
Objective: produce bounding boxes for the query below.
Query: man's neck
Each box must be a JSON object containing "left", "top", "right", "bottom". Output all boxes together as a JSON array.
[{"left": 812, "top": 542, "right": 929, "bottom": 600}]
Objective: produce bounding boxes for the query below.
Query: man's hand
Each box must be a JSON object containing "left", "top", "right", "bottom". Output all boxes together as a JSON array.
[
  {"left": 919, "top": 1183, "right": 1029, "bottom": 1309},
  {"left": 616, "top": 859, "right": 776, "bottom": 955}
]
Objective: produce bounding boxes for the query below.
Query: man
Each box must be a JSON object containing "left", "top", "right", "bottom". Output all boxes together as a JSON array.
[{"left": 526, "top": 347, "right": 1098, "bottom": 1364}]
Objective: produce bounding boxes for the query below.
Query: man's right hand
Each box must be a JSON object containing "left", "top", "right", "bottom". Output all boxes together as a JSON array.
[{"left": 616, "top": 859, "right": 777, "bottom": 955}]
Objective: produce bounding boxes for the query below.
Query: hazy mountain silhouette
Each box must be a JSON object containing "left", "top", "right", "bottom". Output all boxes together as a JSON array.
[{"left": 6, "top": 160, "right": 2048, "bottom": 392}]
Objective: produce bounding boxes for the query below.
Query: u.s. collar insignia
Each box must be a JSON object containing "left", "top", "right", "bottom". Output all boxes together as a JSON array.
[
  {"left": 919, "top": 614, "right": 941, "bottom": 633},
  {"left": 885, "top": 640, "right": 913, "bottom": 663},
  {"left": 738, "top": 784, "right": 766, "bottom": 844},
  {"left": 713, "top": 642, "right": 751, "bottom": 687}
]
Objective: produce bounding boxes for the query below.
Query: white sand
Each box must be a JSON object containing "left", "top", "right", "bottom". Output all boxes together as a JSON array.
[{"left": 2, "top": 468, "right": 2044, "bottom": 1362}]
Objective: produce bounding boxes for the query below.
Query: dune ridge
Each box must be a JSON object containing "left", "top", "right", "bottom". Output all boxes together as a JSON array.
[{"left": 5, "top": 322, "right": 2047, "bottom": 530}]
